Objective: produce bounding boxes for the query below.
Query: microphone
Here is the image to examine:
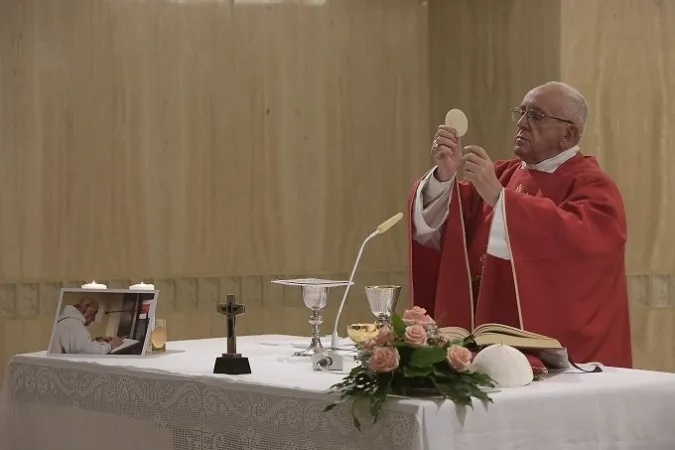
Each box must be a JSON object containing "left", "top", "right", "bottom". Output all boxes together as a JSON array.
[
  {"left": 311, "top": 352, "right": 344, "bottom": 371},
  {"left": 330, "top": 212, "right": 404, "bottom": 350}
]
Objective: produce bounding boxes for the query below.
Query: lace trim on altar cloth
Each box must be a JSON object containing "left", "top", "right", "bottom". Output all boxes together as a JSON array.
[{"left": 1, "top": 361, "right": 421, "bottom": 450}]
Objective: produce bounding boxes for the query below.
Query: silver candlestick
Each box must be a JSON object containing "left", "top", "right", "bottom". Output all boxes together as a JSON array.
[{"left": 365, "top": 285, "right": 402, "bottom": 327}]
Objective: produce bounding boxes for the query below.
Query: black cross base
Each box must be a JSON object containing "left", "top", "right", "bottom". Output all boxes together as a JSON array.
[{"left": 213, "top": 353, "right": 251, "bottom": 375}]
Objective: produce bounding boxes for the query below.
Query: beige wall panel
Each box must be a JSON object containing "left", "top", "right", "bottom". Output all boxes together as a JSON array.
[
  {"left": 0, "top": 0, "right": 429, "bottom": 282},
  {"left": 629, "top": 303, "right": 675, "bottom": 372},
  {"left": 560, "top": 0, "right": 675, "bottom": 371},
  {"left": 427, "top": 0, "right": 561, "bottom": 161},
  {"left": 561, "top": 0, "right": 675, "bottom": 275},
  {"left": 0, "top": 0, "right": 429, "bottom": 384}
]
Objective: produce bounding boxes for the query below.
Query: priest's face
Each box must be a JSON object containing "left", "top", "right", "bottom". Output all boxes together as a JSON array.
[{"left": 513, "top": 86, "right": 576, "bottom": 164}]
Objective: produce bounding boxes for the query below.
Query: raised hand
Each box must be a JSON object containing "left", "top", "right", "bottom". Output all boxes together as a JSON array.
[
  {"left": 462, "top": 145, "right": 502, "bottom": 206},
  {"left": 430, "top": 125, "right": 462, "bottom": 182}
]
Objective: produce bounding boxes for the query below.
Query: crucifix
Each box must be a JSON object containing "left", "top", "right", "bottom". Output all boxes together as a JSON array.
[
  {"left": 213, "top": 294, "right": 252, "bottom": 375},
  {"left": 218, "top": 294, "right": 245, "bottom": 355}
]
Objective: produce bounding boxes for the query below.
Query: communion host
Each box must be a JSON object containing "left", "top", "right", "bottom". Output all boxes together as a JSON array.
[{"left": 408, "top": 81, "right": 632, "bottom": 368}]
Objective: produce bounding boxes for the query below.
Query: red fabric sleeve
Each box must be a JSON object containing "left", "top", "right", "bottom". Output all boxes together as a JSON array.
[
  {"left": 503, "top": 172, "right": 632, "bottom": 367},
  {"left": 503, "top": 174, "right": 627, "bottom": 261},
  {"left": 408, "top": 178, "right": 480, "bottom": 319}
]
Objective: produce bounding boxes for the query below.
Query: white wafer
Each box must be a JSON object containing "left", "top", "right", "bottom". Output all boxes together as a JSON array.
[{"left": 444, "top": 109, "right": 468, "bottom": 137}]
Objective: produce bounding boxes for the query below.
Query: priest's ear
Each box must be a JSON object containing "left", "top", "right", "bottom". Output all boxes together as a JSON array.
[{"left": 561, "top": 123, "right": 581, "bottom": 148}]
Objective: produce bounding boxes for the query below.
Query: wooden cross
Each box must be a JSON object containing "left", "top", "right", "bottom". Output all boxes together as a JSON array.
[{"left": 217, "top": 294, "right": 246, "bottom": 355}]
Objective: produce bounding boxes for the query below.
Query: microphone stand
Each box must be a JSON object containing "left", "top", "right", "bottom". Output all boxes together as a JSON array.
[{"left": 330, "top": 212, "right": 403, "bottom": 350}]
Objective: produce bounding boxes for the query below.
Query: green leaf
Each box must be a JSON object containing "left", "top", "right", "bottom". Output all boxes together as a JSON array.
[
  {"left": 351, "top": 398, "right": 362, "bottom": 432},
  {"left": 404, "top": 366, "right": 432, "bottom": 378},
  {"left": 409, "top": 347, "right": 447, "bottom": 368},
  {"left": 322, "top": 339, "right": 496, "bottom": 432},
  {"left": 430, "top": 378, "right": 452, "bottom": 396},
  {"left": 352, "top": 413, "right": 362, "bottom": 432},
  {"left": 349, "top": 366, "right": 364, "bottom": 376},
  {"left": 467, "top": 385, "right": 491, "bottom": 402},
  {"left": 323, "top": 403, "right": 338, "bottom": 412},
  {"left": 391, "top": 313, "right": 407, "bottom": 336},
  {"left": 432, "top": 364, "right": 452, "bottom": 376},
  {"left": 369, "top": 392, "right": 387, "bottom": 423}
]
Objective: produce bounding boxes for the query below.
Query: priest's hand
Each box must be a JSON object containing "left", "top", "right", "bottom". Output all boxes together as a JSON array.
[
  {"left": 431, "top": 125, "right": 461, "bottom": 182},
  {"left": 109, "top": 337, "right": 123, "bottom": 350},
  {"left": 462, "top": 145, "right": 502, "bottom": 206}
]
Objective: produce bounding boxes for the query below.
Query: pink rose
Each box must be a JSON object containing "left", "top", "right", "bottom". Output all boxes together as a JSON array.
[
  {"left": 402, "top": 306, "right": 436, "bottom": 326},
  {"left": 404, "top": 324, "right": 427, "bottom": 346},
  {"left": 374, "top": 325, "right": 395, "bottom": 346},
  {"left": 362, "top": 339, "right": 376, "bottom": 351},
  {"left": 447, "top": 344, "right": 472, "bottom": 372},
  {"left": 368, "top": 346, "right": 400, "bottom": 373}
]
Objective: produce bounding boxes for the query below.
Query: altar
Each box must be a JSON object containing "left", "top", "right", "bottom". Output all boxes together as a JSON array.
[{"left": 2, "top": 335, "right": 675, "bottom": 450}]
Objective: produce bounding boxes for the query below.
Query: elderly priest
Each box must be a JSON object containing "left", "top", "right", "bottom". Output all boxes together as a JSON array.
[{"left": 408, "top": 81, "right": 632, "bottom": 368}]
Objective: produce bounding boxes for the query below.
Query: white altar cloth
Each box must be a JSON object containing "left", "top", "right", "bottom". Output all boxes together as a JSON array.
[{"left": 2, "top": 335, "right": 675, "bottom": 450}]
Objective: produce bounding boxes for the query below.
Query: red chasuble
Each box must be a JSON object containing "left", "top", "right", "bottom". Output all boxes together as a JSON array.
[{"left": 408, "top": 153, "right": 633, "bottom": 368}]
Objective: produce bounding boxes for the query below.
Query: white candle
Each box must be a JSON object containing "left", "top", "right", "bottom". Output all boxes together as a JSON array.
[
  {"left": 81, "top": 281, "right": 107, "bottom": 290},
  {"left": 129, "top": 282, "right": 155, "bottom": 290}
]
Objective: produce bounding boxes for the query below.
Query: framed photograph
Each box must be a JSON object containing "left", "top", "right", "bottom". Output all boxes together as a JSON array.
[{"left": 46, "top": 288, "right": 159, "bottom": 356}]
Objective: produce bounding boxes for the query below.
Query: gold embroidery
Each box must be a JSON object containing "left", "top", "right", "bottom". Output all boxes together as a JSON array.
[
  {"left": 472, "top": 254, "right": 487, "bottom": 282},
  {"left": 515, "top": 184, "right": 524, "bottom": 193}
]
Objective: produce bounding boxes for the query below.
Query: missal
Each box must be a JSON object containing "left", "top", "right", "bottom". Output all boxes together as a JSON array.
[
  {"left": 440, "top": 322, "right": 561, "bottom": 349},
  {"left": 440, "top": 323, "right": 571, "bottom": 371}
]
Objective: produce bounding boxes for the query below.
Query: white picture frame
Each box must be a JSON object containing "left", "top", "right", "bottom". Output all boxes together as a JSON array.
[{"left": 46, "top": 288, "right": 159, "bottom": 357}]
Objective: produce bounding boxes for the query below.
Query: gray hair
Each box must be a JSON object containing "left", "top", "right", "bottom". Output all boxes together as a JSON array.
[
  {"left": 540, "top": 81, "right": 589, "bottom": 135},
  {"left": 74, "top": 297, "right": 98, "bottom": 310}
]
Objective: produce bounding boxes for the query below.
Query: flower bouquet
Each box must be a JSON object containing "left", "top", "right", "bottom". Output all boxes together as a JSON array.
[{"left": 324, "top": 307, "right": 495, "bottom": 430}]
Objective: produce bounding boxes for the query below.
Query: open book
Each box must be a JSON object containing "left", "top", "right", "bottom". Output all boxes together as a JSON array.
[
  {"left": 439, "top": 323, "right": 562, "bottom": 349},
  {"left": 439, "top": 323, "right": 573, "bottom": 370}
]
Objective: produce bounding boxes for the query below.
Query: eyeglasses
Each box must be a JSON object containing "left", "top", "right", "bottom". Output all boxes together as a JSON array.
[{"left": 510, "top": 107, "right": 575, "bottom": 125}]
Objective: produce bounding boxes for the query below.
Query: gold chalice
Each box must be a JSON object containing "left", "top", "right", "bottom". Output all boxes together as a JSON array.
[{"left": 347, "top": 323, "right": 379, "bottom": 345}]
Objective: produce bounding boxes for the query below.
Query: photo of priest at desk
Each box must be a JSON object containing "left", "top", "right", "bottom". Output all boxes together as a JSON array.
[{"left": 47, "top": 289, "right": 158, "bottom": 356}]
